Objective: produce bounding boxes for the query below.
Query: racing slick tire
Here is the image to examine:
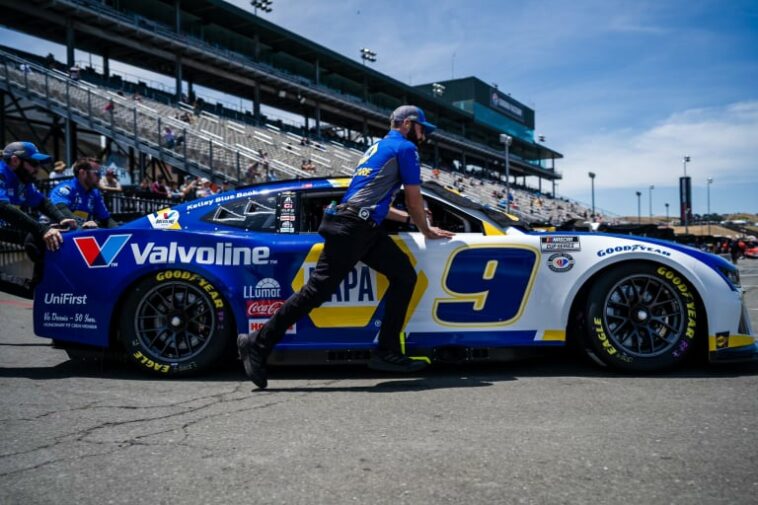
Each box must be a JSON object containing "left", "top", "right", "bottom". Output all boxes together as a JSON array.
[
  {"left": 119, "top": 270, "right": 233, "bottom": 376},
  {"left": 582, "top": 262, "right": 699, "bottom": 372}
]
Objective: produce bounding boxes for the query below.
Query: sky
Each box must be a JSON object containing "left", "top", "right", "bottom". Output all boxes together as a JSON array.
[{"left": 3, "top": 0, "right": 757, "bottom": 216}]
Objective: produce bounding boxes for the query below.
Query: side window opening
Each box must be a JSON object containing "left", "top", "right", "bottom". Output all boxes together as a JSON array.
[
  {"left": 299, "top": 190, "right": 346, "bottom": 233},
  {"left": 202, "top": 193, "right": 278, "bottom": 231},
  {"left": 384, "top": 191, "right": 483, "bottom": 234}
]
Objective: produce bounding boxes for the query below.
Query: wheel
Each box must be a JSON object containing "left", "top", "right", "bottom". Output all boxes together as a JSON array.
[
  {"left": 119, "top": 270, "right": 233, "bottom": 376},
  {"left": 582, "top": 262, "right": 699, "bottom": 372}
]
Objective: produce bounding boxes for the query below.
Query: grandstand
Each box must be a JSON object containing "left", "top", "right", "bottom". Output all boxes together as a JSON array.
[{"left": 0, "top": 0, "right": 601, "bottom": 224}]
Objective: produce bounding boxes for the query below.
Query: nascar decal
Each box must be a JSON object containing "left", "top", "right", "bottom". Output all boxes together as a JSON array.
[
  {"left": 547, "top": 253, "right": 574, "bottom": 272},
  {"left": 73, "top": 234, "right": 131, "bottom": 268},
  {"left": 541, "top": 235, "right": 580, "bottom": 252},
  {"left": 148, "top": 208, "right": 181, "bottom": 230}
]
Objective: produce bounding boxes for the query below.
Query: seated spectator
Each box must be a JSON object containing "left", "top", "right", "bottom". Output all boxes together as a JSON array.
[
  {"left": 163, "top": 127, "right": 176, "bottom": 149},
  {"left": 150, "top": 175, "right": 169, "bottom": 197},
  {"left": 221, "top": 180, "right": 234, "bottom": 193},
  {"left": 246, "top": 161, "right": 260, "bottom": 184},
  {"left": 195, "top": 177, "right": 213, "bottom": 199},
  {"left": 432, "top": 168, "right": 440, "bottom": 179},
  {"left": 49, "top": 161, "right": 68, "bottom": 181},
  {"left": 49, "top": 158, "right": 116, "bottom": 229},
  {"left": 138, "top": 177, "right": 151, "bottom": 193},
  {"left": 99, "top": 167, "right": 122, "bottom": 192},
  {"left": 69, "top": 65, "right": 80, "bottom": 80},
  {"left": 179, "top": 177, "right": 198, "bottom": 201},
  {"left": 168, "top": 180, "right": 183, "bottom": 200}
]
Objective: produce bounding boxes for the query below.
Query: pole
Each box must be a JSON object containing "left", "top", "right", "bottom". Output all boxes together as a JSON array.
[
  {"left": 505, "top": 139, "right": 511, "bottom": 214},
  {"left": 649, "top": 185, "right": 654, "bottom": 220},
  {"left": 707, "top": 178, "right": 713, "bottom": 236},
  {"left": 636, "top": 191, "right": 641, "bottom": 224},
  {"left": 683, "top": 156, "right": 690, "bottom": 234}
]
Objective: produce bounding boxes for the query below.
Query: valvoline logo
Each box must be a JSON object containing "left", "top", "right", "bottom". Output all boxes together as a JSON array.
[{"left": 73, "top": 234, "right": 131, "bottom": 268}]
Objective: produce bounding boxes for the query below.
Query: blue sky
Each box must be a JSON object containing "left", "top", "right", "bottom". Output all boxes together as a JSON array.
[{"left": 4, "top": 0, "right": 757, "bottom": 215}]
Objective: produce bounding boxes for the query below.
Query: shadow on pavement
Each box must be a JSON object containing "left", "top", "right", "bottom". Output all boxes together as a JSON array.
[{"left": 1, "top": 351, "right": 757, "bottom": 384}]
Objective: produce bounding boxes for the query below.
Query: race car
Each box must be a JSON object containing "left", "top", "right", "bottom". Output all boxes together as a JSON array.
[{"left": 33, "top": 177, "right": 755, "bottom": 376}]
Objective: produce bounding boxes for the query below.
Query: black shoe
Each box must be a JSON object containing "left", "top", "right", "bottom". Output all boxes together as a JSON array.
[
  {"left": 237, "top": 333, "right": 268, "bottom": 389},
  {"left": 368, "top": 351, "right": 428, "bottom": 373}
]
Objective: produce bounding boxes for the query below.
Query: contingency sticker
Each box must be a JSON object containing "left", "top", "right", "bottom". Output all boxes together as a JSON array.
[{"left": 541, "top": 235, "right": 581, "bottom": 252}]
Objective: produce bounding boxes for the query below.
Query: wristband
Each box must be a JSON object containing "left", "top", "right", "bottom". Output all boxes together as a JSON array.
[{"left": 405, "top": 215, "right": 411, "bottom": 225}]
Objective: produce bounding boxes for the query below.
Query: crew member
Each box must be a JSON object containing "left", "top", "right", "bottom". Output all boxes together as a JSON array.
[
  {"left": 238, "top": 105, "right": 455, "bottom": 389},
  {"left": 50, "top": 158, "right": 117, "bottom": 229},
  {"left": 0, "top": 142, "right": 75, "bottom": 295}
]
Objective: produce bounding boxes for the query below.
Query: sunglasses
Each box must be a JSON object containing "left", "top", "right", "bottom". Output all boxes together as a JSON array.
[{"left": 22, "top": 159, "right": 40, "bottom": 168}]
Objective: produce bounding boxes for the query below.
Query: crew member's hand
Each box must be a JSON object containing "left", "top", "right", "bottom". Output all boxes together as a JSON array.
[
  {"left": 42, "top": 228, "right": 64, "bottom": 251},
  {"left": 59, "top": 218, "right": 77, "bottom": 230},
  {"left": 423, "top": 226, "right": 455, "bottom": 240},
  {"left": 82, "top": 220, "right": 99, "bottom": 229},
  {"left": 424, "top": 208, "right": 433, "bottom": 223}
]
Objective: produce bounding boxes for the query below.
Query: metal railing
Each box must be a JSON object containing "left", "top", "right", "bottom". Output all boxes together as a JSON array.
[{"left": 0, "top": 50, "right": 305, "bottom": 183}]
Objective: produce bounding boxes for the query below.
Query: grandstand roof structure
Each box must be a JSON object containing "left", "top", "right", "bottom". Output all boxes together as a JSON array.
[{"left": 0, "top": 0, "right": 563, "bottom": 188}]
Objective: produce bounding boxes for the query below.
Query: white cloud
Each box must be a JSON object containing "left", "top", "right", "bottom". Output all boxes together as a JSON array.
[{"left": 558, "top": 101, "right": 758, "bottom": 193}]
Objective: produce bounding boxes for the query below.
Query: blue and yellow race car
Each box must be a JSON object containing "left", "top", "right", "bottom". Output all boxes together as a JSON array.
[{"left": 34, "top": 177, "right": 755, "bottom": 376}]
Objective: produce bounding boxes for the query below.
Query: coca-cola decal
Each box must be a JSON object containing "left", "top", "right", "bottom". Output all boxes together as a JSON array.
[{"left": 246, "top": 299, "right": 285, "bottom": 317}]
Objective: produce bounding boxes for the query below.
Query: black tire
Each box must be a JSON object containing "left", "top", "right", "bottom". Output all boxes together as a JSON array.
[
  {"left": 582, "top": 262, "right": 699, "bottom": 372},
  {"left": 119, "top": 270, "right": 232, "bottom": 376}
]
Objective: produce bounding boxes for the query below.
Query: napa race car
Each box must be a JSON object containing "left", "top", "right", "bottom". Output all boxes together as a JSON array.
[{"left": 33, "top": 177, "right": 755, "bottom": 376}]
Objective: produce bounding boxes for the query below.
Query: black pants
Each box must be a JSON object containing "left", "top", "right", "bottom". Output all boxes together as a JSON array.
[{"left": 256, "top": 211, "right": 417, "bottom": 354}]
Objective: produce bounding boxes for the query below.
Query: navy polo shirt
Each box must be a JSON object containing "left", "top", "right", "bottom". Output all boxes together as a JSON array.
[{"left": 341, "top": 130, "right": 421, "bottom": 224}]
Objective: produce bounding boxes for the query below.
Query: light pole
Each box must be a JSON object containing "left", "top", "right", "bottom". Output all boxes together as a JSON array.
[
  {"left": 707, "top": 177, "right": 713, "bottom": 235},
  {"left": 499, "top": 134, "right": 512, "bottom": 214},
  {"left": 360, "top": 48, "right": 377, "bottom": 65},
  {"left": 431, "top": 83, "right": 446, "bottom": 97},
  {"left": 636, "top": 191, "right": 642, "bottom": 224},
  {"left": 683, "top": 155, "right": 691, "bottom": 234},
  {"left": 588, "top": 172, "right": 596, "bottom": 218},
  {"left": 250, "top": 0, "right": 272, "bottom": 15},
  {"left": 649, "top": 184, "right": 655, "bottom": 220},
  {"left": 665, "top": 202, "right": 670, "bottom": 224}
]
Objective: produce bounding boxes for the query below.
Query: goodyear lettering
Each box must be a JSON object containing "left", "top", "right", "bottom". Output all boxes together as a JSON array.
[
  {"left": 156, "top": 271, "right": 224, "bottom": 308},
  {"left": 593, "top": 317, "right": 617, "bottom": 356},
  {"left": 132, "top": 351, "right": 170, "bottom": 373},
  {"left": 597, "top": 244, "right": 671, "bottom": 257},
  {"left": 132, "top": 242, "right": 270, "bottom": 266},
  {"left": 656, "top": 267, "right": 698, "bottom": 340}
]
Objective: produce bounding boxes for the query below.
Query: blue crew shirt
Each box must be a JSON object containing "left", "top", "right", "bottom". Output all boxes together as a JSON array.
[
  {"left": 341, "top": 130, "right": 421, "bottom": 224},
  {"left": 0, "top": 159, "right": 45, "bottom": 208},
  {"left": 50, "top": 177, "right": 110, "bottom": 224}
]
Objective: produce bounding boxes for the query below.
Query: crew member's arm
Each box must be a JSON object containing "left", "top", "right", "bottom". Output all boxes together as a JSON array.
[
  {"left": 46, "top": 185, "right": 77, "bottom": 229},
  {"left": 395, "top": 143, "right": 454, "bottom": 239},
  {"left": 404, "top": 185, "right": 454, "bottom": 239}
]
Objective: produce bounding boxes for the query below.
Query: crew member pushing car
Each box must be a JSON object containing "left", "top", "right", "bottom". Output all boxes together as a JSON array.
[
  {"left": 238, "top": 105, "right": 455, "bottom": 389},
  {"left": 0, "top": 141, "right": 75, "bottom": 296}
]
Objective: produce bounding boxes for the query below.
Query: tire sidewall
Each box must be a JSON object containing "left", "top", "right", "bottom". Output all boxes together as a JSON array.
[
  {"left": 119, "top": 269, "right": 231, "bottom": 376},
  {"left": 584, "top": 262, "right": 699, "bottom": 372}
]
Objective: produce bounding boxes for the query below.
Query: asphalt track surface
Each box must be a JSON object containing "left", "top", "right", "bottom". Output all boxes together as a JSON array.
[{"left": 1, "top": 260, "right": 757, "bottom": 505}]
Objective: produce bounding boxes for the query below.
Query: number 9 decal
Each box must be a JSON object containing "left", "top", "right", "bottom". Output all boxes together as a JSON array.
[{"left": 433, "top": 245, "right": 538, "bottom": 326}]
